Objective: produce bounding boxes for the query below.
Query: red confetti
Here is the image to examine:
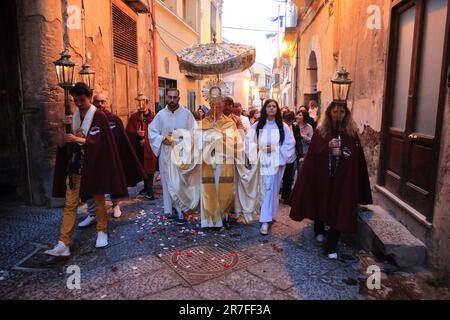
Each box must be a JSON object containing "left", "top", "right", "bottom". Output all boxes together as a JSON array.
[
  {"left": 184, "top": 236, "right": 191, "bottom": 241},
  {"left": 191, "top": 231, "right": 198, "bottom": 236},
  {"left": 111, "top": 266, "right": 118, "bottom": 272},
  {"left": 224, "top": 263, "right": 230, "bottom": 269},
  {"left": 172, "top": 259, "right": 178, "bottom": 264},
  {"left": 230, "top": 251, "right": 237, "bottom": 257},
  {"left": 139, "top": 236, "right": 145, "bottom": 241},
  {"left": 176, "top": 250, "right": 183, "bottom": 255},
  {"left": 186, "top": 252, "right": 193, "bottom": 257}
]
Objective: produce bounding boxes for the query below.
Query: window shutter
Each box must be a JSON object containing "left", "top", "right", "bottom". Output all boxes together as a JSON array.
[{"left": 112, "top": 3, "right": 138, "bottom": 65}]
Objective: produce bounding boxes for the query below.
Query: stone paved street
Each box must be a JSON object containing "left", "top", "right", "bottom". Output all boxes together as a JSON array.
[{"left": 1, "top": 182, "right": 448, "bottom": 300}]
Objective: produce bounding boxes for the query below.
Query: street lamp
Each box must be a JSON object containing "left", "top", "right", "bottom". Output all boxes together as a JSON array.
[
  {"left": 331, "top": 67, "right": 352, "bottom": 103},
  {"left": 79, "top": 63, "right": 95, "bottom": 91},
  {"left": 258, "top": 87, "right": 267, "bottom": 107},
  {"left": 53, "top": 50, "right": 76, "bottom": 133}
]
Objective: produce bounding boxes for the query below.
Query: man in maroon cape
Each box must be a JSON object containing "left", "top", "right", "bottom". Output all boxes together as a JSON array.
[
  {"left": 78, "top": 93, "right": 147, "bottom": 228},
  {"left": 289, "top": 101, "right": 372, "bottom": 259},
  {"left": 126, "top": 96, "right": 158, "bottom": 200},
  {"left": 45, "top": 83, "right": 128, "bottom": 257}
]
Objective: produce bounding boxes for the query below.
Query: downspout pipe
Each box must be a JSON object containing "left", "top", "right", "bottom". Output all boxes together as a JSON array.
[{"left": 150, "top": 0, "right": 159, "bottom": 111}]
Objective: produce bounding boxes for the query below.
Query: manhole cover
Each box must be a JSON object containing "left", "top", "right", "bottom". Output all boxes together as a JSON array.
[
  {"left": 158, "top": 238, "right": 255, "bottom": 285},
  {"left": 12, "top": 242, "right": 73, "bottom": 272}
]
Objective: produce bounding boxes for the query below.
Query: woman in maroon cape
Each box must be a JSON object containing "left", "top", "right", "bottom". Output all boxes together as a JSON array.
[{"left": 289, "top": 101, "right": 372, "bottom": 259}]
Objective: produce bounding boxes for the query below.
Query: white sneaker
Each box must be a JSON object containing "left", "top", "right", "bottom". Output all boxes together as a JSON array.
[
  {"left": 44, "top": 241, "right": 70, "bottom": 257},
  {"left": 315, "top": 234, "right": 326, "bottom": 243},
  {"left": 78, "top": 215, "right": 96, "bottom": 228},
  {"left": 113, "top": 205, "right": 122, "bottom": 218},
  {"left": 327, "top": 253, "right": 338, "bottom": 260},
  {"left": 96, "top": 231, "right": 108, "bottom": 248},
  {"left": 260, "top": 222, "right": 269, "bottom": 235}
]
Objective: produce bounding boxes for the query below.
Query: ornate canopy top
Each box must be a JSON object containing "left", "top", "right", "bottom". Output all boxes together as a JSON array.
[{"left": 177, "top": 42, "right": 256, "bottom": 76}]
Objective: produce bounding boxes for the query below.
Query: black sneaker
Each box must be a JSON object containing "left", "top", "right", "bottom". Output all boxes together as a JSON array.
[
  {"left": 223, "top": 218, "right": 231, "bottom": 230},
  {"left": 138, "top": 188, "right": 146, "bottom": 195},
  {"left": 176, "top": 219, "right": 186, "bottom": 226},
  {"left": 145, "top": 194, "right": 156, "bottom": 201}
]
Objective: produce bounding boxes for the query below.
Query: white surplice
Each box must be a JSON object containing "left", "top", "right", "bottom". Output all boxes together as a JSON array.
[
  {"left": 148, "top": 105, "right": 196, "bottom": 216},
  {"left": 245, "top": 120, "right": 296, "bottom": 222}
]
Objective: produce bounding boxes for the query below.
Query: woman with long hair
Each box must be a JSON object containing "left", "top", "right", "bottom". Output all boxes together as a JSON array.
[
  {"left": 245, "top": 99, "right": 296, "bottom": 235},
  {"left": 248, "top": 109, "right": 260, "bottom": 125},
  {"left": 289, "top": 101, "right": 372, "bottom": 259},
  {"left": 295, "top": 110, "right": 314, "bottom": 157}
]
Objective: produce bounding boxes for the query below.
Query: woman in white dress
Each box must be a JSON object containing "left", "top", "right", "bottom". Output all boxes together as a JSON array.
[{"left": 245, "top": 99, "right": 296, "bottom": 235}]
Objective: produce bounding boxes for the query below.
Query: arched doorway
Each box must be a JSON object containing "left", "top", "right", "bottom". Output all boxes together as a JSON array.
[{"left": 304, "top": 51, "right": 320, "bottom": 108}]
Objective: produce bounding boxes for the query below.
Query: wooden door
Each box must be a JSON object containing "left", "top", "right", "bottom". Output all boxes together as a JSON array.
[{"left": 379, "top": 0, "right": 449, "bottom": 221}]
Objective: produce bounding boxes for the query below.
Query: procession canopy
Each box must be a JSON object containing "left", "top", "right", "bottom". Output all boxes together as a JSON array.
[{"left": 177, "top": 42, "right": 256, "bottom": 76}]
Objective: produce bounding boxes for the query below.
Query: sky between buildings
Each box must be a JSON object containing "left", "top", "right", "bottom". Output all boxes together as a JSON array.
[{"left": 222, "top": 0, "right": 288, "bottom": 69}]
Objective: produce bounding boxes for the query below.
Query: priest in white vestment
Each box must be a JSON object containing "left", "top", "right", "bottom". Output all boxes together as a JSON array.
[{"left": 148, "top": 89, "right": 196, "bottom": 223}]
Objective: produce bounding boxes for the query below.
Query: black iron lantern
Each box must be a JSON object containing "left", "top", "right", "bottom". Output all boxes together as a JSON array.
[
  {"left": 53, "top": 50, "right": 76, "bottom": 89},
  {"left": 79, "top": 63, "right": 95, "bottom": 90},
  {"left": 258, "top": 87, "right": 267, "bottom": 106},
  {"left": 135, "top": 92, "right": 149, "bottom": 111},
  {"left": 331, "top": 67, "right": 352, "bottom": 103}
]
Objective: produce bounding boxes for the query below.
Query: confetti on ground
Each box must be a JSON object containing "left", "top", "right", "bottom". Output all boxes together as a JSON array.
[{"left": 111, "top": 266, "right": 118, "bottom": 272}]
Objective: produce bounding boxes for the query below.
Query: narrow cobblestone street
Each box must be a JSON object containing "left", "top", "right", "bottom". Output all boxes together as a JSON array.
[{"left": 1, "top": 181, "right": 448, "bottom": 300}]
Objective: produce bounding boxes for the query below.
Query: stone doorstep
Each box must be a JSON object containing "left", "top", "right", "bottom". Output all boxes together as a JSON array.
[{"left": 358, "top": 205, "right": 427, "bottom": 268}]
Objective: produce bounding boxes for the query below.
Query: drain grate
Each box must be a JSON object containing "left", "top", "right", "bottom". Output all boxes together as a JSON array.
[
  {"left": 157, "top": 238, "right": 256, "bottom": 285},
  {"left": 12, "top": 242, "right": 72, "bottom": 272}
]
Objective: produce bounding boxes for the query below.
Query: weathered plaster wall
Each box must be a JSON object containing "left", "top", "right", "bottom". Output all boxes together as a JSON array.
[
  {"left": 16, "top": 0, "right": 64, "bottom": 206},
  {"left": 429, "top": 90, "right": 450, "bottom": 283},
  {"left": 298, "top": 0, "right": 390, "bottom": 187}
]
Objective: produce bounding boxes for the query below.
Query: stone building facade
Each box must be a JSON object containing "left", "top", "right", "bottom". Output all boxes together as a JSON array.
[
  {"left": 0, "top": 0, "right": 155, "bottom": 206},
  {"left": 286, "top": 0, "right": 449, "bottom": 281}
]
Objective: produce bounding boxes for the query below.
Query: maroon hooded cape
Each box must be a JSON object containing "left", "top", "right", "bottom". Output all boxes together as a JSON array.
[
  {"left": 289, "top": 130, "right": 373, "bottom": 233},
  {"left": 103, "top": 109, "right": 147, "bottom": 187},
  {"left": 52, "top": 109, "right": 128, "bottom": 199},
  {"left": 126, "top": 111, "right": 158, "bottom": 175}
]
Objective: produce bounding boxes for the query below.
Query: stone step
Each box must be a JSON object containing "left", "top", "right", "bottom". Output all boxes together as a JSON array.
[{"left": 358, "top": 205, "right": 427, "bottom": 268}]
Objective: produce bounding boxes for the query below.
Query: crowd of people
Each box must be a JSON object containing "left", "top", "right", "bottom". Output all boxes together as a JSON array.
[{"left": 45, "top": 82, "right": 372, "bottom": 261}]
